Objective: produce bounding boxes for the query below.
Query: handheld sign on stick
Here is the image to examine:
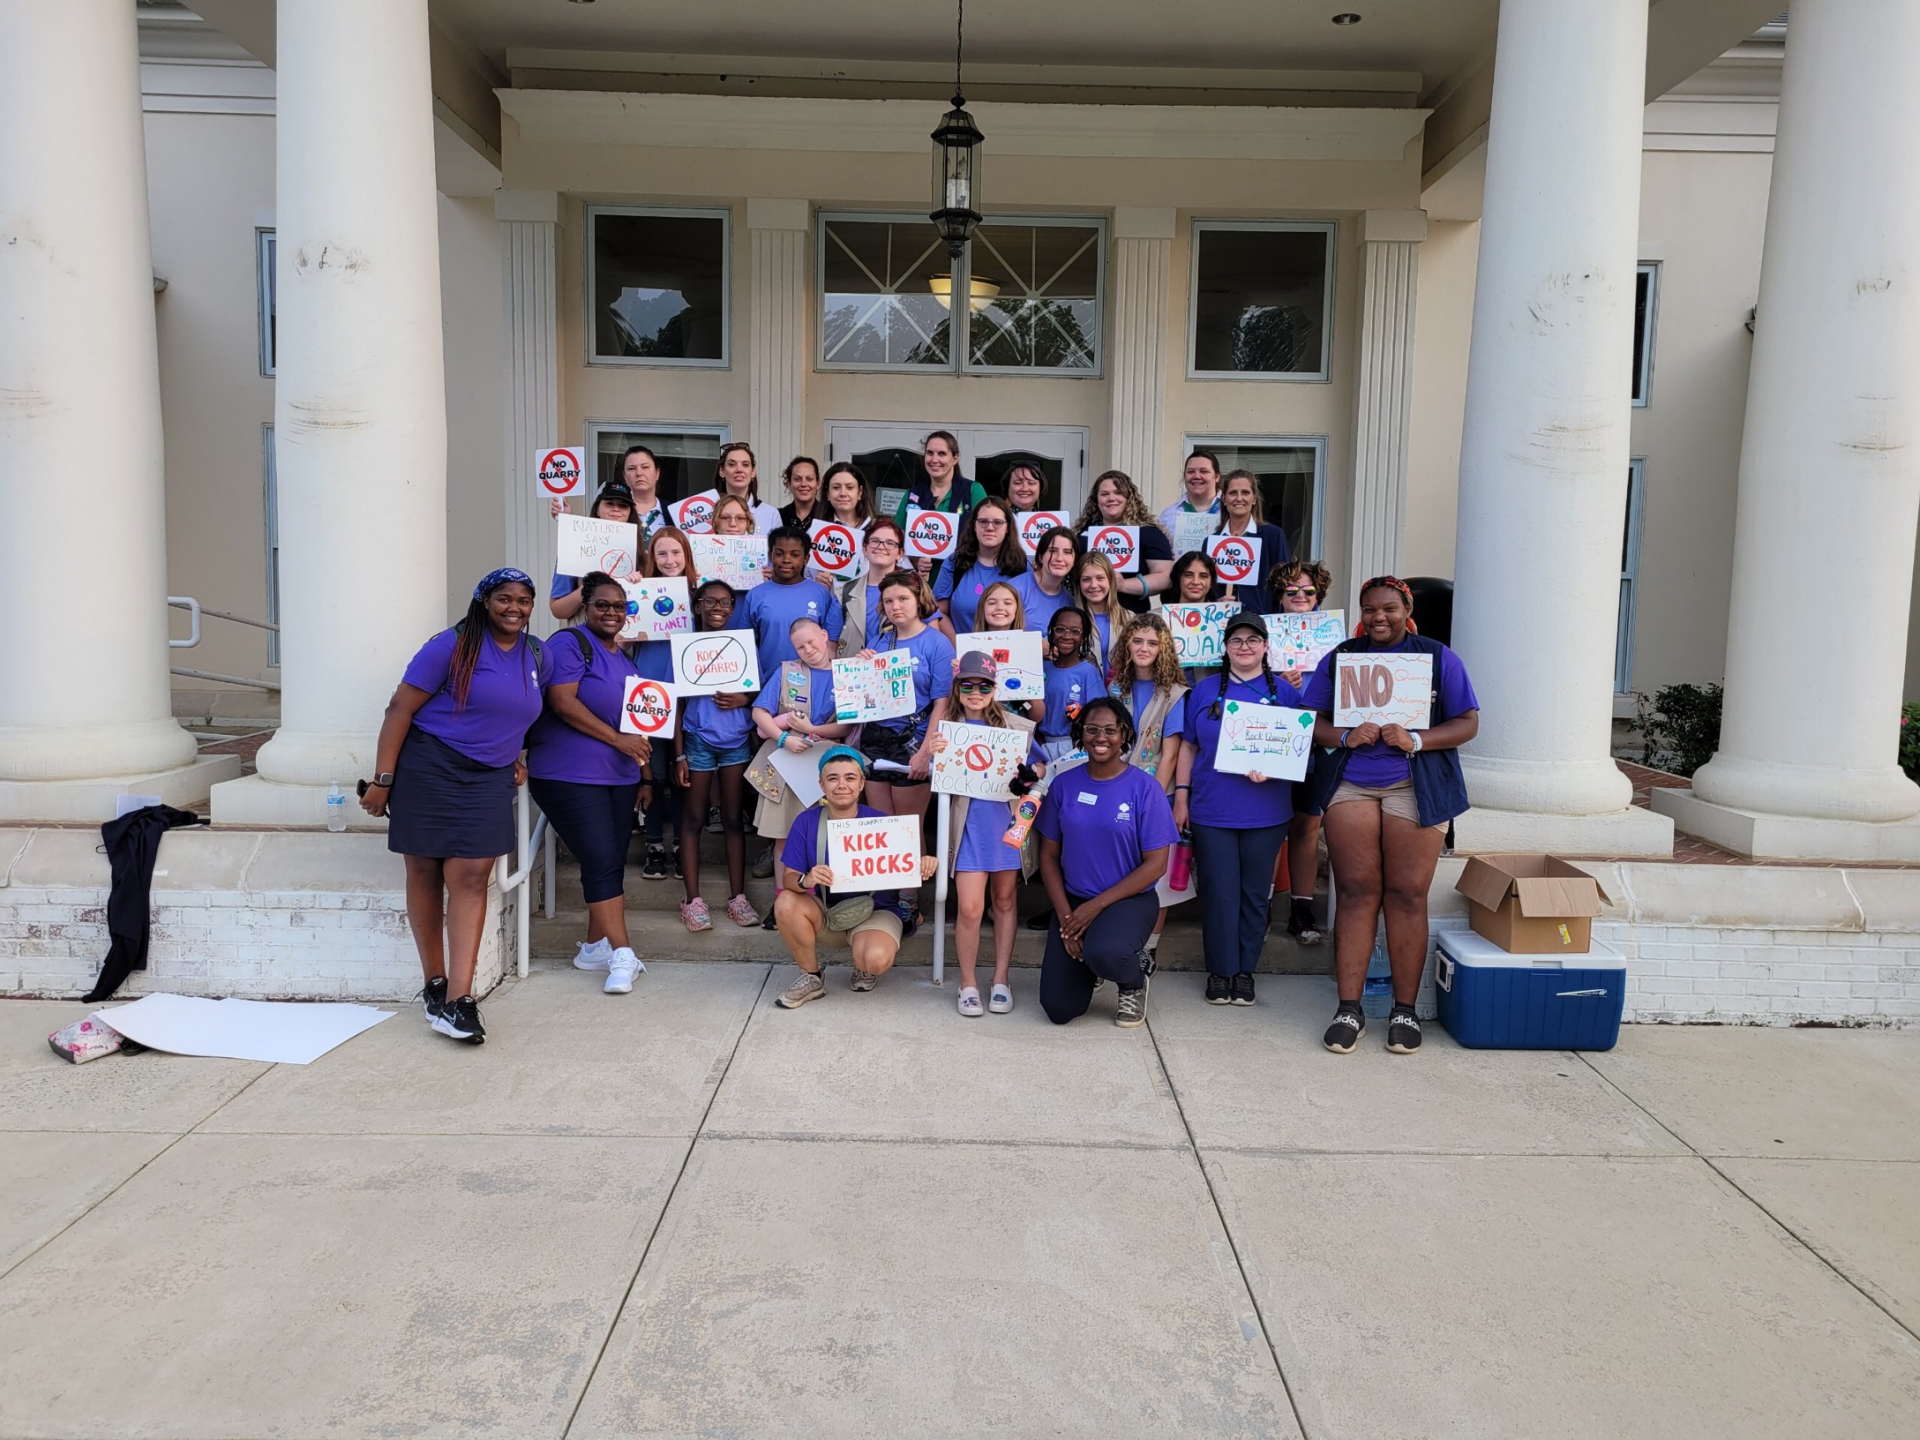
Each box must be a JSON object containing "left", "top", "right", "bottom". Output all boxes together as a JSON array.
[{"left": 534, "top": 446, "right": 585, "bottom": 500}]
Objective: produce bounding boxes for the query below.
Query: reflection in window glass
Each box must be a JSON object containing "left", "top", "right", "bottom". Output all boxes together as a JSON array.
[
  {"left": 1191, "top": 224, "right": 1332, "bottom": 377},
  {"left": 966, "top": 222, "right": 1100, "bottom": 372},
  {"left": 821, "top": 218, "right": 953, "bottom": 368},
  {"left": 590, "top": 209, "right": 727, "bottom": 363},
  {"left": 1190, "top": 441, "right": 1320, "bottom": 562},
  {"left": 1632, "top": 264, "right": 1658, "bottom": 406},
  {"left": 591, "top": 426, "right": 724, "bottom": 505}
]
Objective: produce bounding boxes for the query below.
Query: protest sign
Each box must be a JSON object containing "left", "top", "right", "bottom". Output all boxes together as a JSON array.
[
  {"left": 931, "top": 721, "right": 1028, "bottom": 800},
  {"left": 1265, "top": 609, "right": 1346, "bottom": 674},
  {"left": 688, "top": 533, "right": 768, "bottom": 590},
  {"left": 955, "top": 631, "right": 1043, "bottom": 702},
  {"left": 669, "top": 631, "right": 761, "bottom": 696},
  {"left": 832, "top": 650, "right": 917, "bottom": 724},
  {"left": 1171, "top": 511, "right": 1215, "bottom": 555},
  {"left": 904, "top": 508, "right": 959, "bottom": 561},
  {"left": 619, "top": 577, "right": 691, "bottom": 643},
  {"left": 1333, "top": 652, "right": 1433, "bottom": 729},
  {"left": 769, "top": 743, "right": 824, "bottom": 808},
  {"left": 1205, "top": 533, "right": 1262, "bottom": 586},
  {"left": 670, "top": 490, "right": 719, "bottom": 534},
  {"left": 618, "top": 675, "right": 678, "bottom": 739},
  {"left": 1213, "top": 701, "right": 1315, "bottom": 782},
  {"left": 1163, "top": 601, "right": 1240, "bottom": 668},
  {"left": 534, "top": 446, "right": 585, "bottom": 500},
  {"left": 1015, "top": 510, "right": 1070, "bottom": 556},
  {"left": 1082, "top": 525, "right": 1141, "bottom": 575},
  {"left": 826, "top": 814, "right": 922, "bottom": 892},
  {"left": 556, "top": 514, "right": 639, "bottom": 578},
  {"left": 808, "top": 519, "right": 862, "bottom": 579}
]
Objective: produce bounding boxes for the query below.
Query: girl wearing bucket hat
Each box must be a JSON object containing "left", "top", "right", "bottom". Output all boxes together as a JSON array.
[{"left": 360, "top": 568, "right": 547, "bottom": 1046}]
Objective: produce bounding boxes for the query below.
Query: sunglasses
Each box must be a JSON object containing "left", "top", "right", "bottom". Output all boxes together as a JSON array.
[
  {"left": 1282, "top": 586, "right": 1319, "bottom": 598},
  {"left": 955, "top": 679, "right": 995, "bottom": 695}
]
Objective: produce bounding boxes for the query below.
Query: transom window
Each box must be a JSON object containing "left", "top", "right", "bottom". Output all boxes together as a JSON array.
[
  {"left": 1188, "top": 221, "right": 1335, "bottom": 381},
  {"left": 819, "top": 212, "right": 1104, "bottom": 376},
  {"left": 587, "top": 206, "right": 729, "bottom": 367}
]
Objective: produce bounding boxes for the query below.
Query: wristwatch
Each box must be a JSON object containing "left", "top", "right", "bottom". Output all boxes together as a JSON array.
[{"left": 371, "top": 772, "right": 395, "bottom": 788}]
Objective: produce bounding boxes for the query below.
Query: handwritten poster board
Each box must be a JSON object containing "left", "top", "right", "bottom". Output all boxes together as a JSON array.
[
  {"left": 1162, "top": 602, "right": 1240, "bottom": 669},
  {"left": 1082, "top": 525, "right": 1141, "bottom": 575},
  {"left": 1015, "top": 510, "right": 1070, "bottom": 556},
  {"left": 687, "top": 534, "right": 768, "bottom": 591},
  {"left": 533, "top": 446, "right": 585, "bottom": 500},
  {"left": 831, "top": 650, "right": 917, "bottom": 724},
  {"left": 808, "top": 519, "right": 862, "bottom": 579},
  {"left": 1214, "top": 701, "right": 1314, "bottom": 782},
  {"left": 930, "top": 721, "right": 1028, "bottom": 800},
  {"left": 1171, "top": 511, "right": 1215, "bottom": 556},
  {"left": 904, "top": 508, "right": 959, "bottom": 561},
  {"left": 620, "top": 577, "right": 691, "bottom": 643},
  {"left": 1333, "top": 652, "right": 1433, "bottom": 729},
  {"left": 669, "top": 631, "right": 761, "bottom": 697},
  {"left": 618, "top": 675, "right": 678, "bottom": 739},
  {"left": 826, "top": 813, "right": 923, "bottom": 892},
  {"left": 955, "top": 631, "right": 1043, "bottom": 703},
  {"left": 1205, "top": 533, "right": 1262, "bottom": 587},
  {"left": 556, "top": 514, "right": 639, "bottom": 578},
  {"left": 1265, "top": 610, "right": 1345, "bottom": 674}
]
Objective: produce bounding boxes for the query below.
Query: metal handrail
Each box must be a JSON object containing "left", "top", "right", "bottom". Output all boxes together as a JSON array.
[
  {"left": 170, "top": 666, "right": 281, "bottom": 692},
  {"left": 168, "top": 597, "right": 282, "bottom": 690},
  {"left": 496, "top": 784, "right": 550, "bottom": 980}
]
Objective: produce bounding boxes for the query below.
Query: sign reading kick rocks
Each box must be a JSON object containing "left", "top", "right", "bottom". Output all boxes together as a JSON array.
[
  {"left": 1333, "top": 652, "right": 1432, "bottom": 729},
  {"left": 826, "top": 813, "right": 922, "bottom": 892}
]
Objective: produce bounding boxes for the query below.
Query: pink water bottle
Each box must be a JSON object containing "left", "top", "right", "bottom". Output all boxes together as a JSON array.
[{"left": 1167, "top": 834, "right": 1193, "bottom": 892}]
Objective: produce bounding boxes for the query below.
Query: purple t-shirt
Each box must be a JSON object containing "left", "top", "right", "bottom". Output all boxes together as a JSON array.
[
  {"left": 1037, "top": 762, "right": 1179, "bottom": 898},
  {"left": 1012, "top": 571, "right": 1073, "bottom": 635},
  {"left": 684, "top": 694, "right": 755, "bottom": 751},
  {"left": 524, "top": 629, "right": 644, "bottom": 785},
  {"left": 1302, "top": 639, "right": 1480, "bottom": 789},
  {"left": 1181, "top": 671, "right": 1304, "bottom": 829},
  {"left": 404, "top": 626, "right": 546, "bottom": 768},
  {"left": 1039, "top": 659, "right": 1108, "bottom": 740},
  {"left": 936, "top": 559, "right": 1013, "bottom": 633},
  {"left": 781, "top": 802, "right": 902, "bottom": 909},
  {"left": 731, "top": 578, "right": 844, "bottom": 678}
]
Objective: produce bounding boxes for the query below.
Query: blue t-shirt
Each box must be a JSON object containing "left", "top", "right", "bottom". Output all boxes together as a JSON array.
[
  {"left": 683, "top": 694, "right": 755, "bottom": 751},
  {"left": 781, "top": 802, "right": 904, "bottom": 909},
  {"left": 731, "top": 578, "right": 844, "bottom": 679},
  {"left": 869, "top": 625, "right": 956, "bottom": 736},
  {"left": 754, "top": 665, "right": 839, "bottom": 727},
  {"left": 1036, "top": 763, "right": 1180, "bottom": 898},
  {"left": 951, "top": 717, "right": 1046, "bottom": 874},
  {"left": 1127, "top": 679, "right": 1186, "bottom": 754},
  {"left": 403, "top": 627, "right": 546, "bottom": 769},
  {"left": 525, "top": 629, "right": 645, "bottom": 786},
  {"left": 1040, "top": 658, "right": 1108, "bottom": 740},
  {"left": 1181, "top": 670, "right": 1305, "bottom": 830},
  {"left": 936, "top": 559, "right": 1015, "bottom": 633},
  {"left": 1088, "top": 611, "right": 1113, "bottom": 668},
  {"left": 1301, "top": 639, "right": 1480, "bottom": 789},
  {"left": 1011, "top": 571, "right": 1074, "bottom": 636},
  {"left": 632, "top": 637, "right": 674, "bottom": 683}
]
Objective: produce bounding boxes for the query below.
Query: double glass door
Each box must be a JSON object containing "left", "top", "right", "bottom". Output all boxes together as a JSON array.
[{"left": 824, "top": 422, "right": 1090, "bottom": 518}]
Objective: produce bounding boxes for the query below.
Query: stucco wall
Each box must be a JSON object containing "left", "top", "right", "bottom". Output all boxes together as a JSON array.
[
  {"left": 1402, "top": 217, "right": 1478, "bottom": 581},
  {"left": 438, "top": 193, "right": 507, "bottom": 617}
]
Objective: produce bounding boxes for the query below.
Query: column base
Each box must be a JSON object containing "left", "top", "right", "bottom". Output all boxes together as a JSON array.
[
  {"left": 1651, "top": 787, "right": 1920, "bottom": 862},
  {"left": 1450, "top": 804, "right": 1674, "bottom": 857},
  {"left": 0, "top": 755, "right": 243, "bottom": 824},
  {"left": 209, "top": 773, "right": 389, "bottom": 830}
]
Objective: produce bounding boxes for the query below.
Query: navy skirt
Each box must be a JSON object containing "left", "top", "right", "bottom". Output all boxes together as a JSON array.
[{"left": 387, "top": 727, "right": 516, "bottom": 859}]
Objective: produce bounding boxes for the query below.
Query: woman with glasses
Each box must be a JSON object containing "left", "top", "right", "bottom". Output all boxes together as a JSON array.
[
  {"left": 1267, "top": 558, "right": 1337, "bottom": 945},
  {"left": 836, "top": 517, "right": 905, "bottom": 656},
  {"left": 1037, "top": 697, "right": 1178, "bottom": 1029},
  {"left": 1072, "top": 469, "right": 1174, "bottom": 612},
  {"left": 1212, "top": 468, "right": 1291, "bottom": 615},
  {"left": 934, "top": 496, "right": 1028, "bottom": 637},
  {"left": 1172, "top": 613, "right": 1305, "bottom": 1008}
]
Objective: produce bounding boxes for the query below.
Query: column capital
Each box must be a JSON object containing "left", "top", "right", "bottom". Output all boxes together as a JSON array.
[
  {"left": 1113, "top": 206, "right": 1176, "bottom": 241},
  {"left": 495, "top": 189, "right": 559, "bottom": 224},
  {"left": 1360, "top": 209, "right": 1428, "bottom": 245},
  {"left": 747, "top": 198, "right": 810, "bottom": 232}
]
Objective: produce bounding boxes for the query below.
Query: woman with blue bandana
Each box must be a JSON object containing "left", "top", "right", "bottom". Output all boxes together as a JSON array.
[{"left": 359, "top": 568, "right": 547, "bottom": 1047}]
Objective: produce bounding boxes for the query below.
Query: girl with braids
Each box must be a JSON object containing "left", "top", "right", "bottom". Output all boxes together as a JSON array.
[
  {"left": 1109, "top": 611, "right": 1190, "bottom": 957},
  {"left": 934, "top": 495, "right": 1027, "bottom": 636},
  {"left": 1301, "top": 576, "right": 1478, "bottom": 1057},
  {"left": 1172, "top": 613, "right": 1306, "bottom": 1009},
  {"left": 360, "top": 568, "right": 546, "bottom": 1045},
  {"left": 1070, "top": 550, "right": 1129, "bottom": 669},
  {"left": 1072, "top": 468, "right": 1174, "bottom": 611}
]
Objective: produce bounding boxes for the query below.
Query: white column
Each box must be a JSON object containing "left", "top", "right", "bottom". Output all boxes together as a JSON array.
[
  {"left": 748, "top": 199, "right": 810, "bottom": 476},
  {"left": 1662, "top": 0, "right": 1920, "bottom": 861},
  {"left": 0, "top": 0, "right": 210, "bottom": 821},
  {"left": 1347, "top": 209, "right": 1426, "bottom": 605},
  {"left": 212, "top": 0, "right": 447, "bottom": 825},
  {"left": 1108, "top": 207, "right": 1174, "bottom": 498},
  {"left": 498, "top": 189, "right": 560, "bottom": 628},
  {"left": 1449, "top": 0, "right": 1672, "bottom": 855}
]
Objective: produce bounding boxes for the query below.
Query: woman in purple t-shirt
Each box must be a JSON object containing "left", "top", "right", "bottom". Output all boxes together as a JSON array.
[
  {"left": 360, "top": 568, "right": 546, "bottom": 1047},
  {"left": 1302, "top": 577, "right": 1480, "bottom": 1058}
]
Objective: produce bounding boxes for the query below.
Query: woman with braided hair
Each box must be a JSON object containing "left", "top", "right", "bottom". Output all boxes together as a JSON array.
[
  {"left": 360, "top": 568, "right": 547, "bottom": 1045},
  {"left": 1300, "top": 575, "right": 1479, "bottom": 1057}
]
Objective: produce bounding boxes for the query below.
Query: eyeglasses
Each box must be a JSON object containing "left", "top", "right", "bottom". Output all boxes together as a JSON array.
[
  {"left": 974, "top": 516, "right": 1007, "bottom": 529},
  {"left": 587, "top": 600, "right": 627, "bottom": 614},
  {"left": 1225, "top": 633, "right": 1266, "bottom": 647},
  {"left": 867, "top": 538, "right": 900, "bottom": 552},
  {"left": 1080, "top": 724, "right": 1123, "bottom": 739},
  {"left": 1282, "top": 586, "right": 1319, "bottom": 598},
  {"left": 955, "top": 679, "right": 995, "bottom": 695}
]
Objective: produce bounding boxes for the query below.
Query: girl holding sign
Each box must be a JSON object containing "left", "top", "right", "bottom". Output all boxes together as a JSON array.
[
  {"left": 548, "top": 482, "right": 643, "bottom": 622},
  {"left": 1267, "top": 556, "right": 1336, "bottom": 945},
  {"left": 1302, "top": 577, "right": 1479, "bottom": 1056},
  {"left": 968, "top": 580, "right": 1039, "bottom": 721},
  {"left": 1072, "top": 469, "right": 1174, "bottom": 612},
  {"left": 524, "top": 573, "right": 652, "bottom": 994},
  {"left": 1070, "top": 551, "right": 1129, "bottom": 669},
  {"left": 718, "top": 441, "right": 782, "bottom": 536},
  {"left": 1212, "top": 469, "right": 1290, "bottom": 615},
  {"left": 635, "top": 526, "right": 701, "bottom": 880},
  {"left": 934, "top": 496, "right": 1028, "bottom": 636},
  {"left": 858, "top": 572, "right": 956, "bottom": 832},
  {"left": 835, "top": 517, "right": 904, "bottom": 657},
  {"left": 1173, "top": 613, "right": 1306, "bottom": 1007},
  {"left": 674, "top": 580, "right": 762, "bottom": 932},
  {"left": 1013, "top": 526, "right": 1081, "bottom": 636},
  {"left": 931, "top": 650, "right": 1046, "bottom": 1017},
  {"left": 1110, "top": 612, "right": 1191, "bottom": 956},
  {"left": 1168, "top": 551, "right": 1225, "bottom": 686}
]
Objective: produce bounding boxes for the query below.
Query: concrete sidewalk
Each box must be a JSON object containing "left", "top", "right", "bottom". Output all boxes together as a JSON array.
[{"left": 3, "top": 965, "right": 1918, "bottom": 1438}]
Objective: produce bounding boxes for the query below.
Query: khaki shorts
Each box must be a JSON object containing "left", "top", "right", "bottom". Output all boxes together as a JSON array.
[
  {"left": 1328, "top": 778, "right": 1439, "bottom": 827},
  {"left": 799, "top": 894, "right": 904, "bottom": 944}
]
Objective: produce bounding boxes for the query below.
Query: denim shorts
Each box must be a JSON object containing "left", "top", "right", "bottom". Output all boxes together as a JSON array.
[{"left": 683, "top": 730, "right": 755, "bottom": 772}]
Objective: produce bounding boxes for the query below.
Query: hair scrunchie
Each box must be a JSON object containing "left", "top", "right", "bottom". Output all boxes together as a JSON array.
[{"left": 1354, "top": 575, "right": 1419, "bottom": 636}]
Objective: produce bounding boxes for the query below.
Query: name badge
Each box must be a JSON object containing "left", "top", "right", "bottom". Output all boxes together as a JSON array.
[{"left": 1076, "top": 791, "right": 1098, "bottom": 806}]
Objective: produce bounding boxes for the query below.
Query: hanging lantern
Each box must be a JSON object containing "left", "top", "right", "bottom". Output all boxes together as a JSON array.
[{"left": 930, "top": 94, "right": 983, "bottom": 258}]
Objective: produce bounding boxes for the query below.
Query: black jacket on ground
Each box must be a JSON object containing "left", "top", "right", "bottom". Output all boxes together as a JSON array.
[{"left": 84, "top": 804, "right": 204, "bottom": 1003}]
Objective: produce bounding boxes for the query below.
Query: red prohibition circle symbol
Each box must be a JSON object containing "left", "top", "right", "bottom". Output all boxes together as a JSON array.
[
  {"left": 963, "top": 743, "right": 994, "bottom": 772},
  {"left": 908, "top": 514, "right": 953, "bottom": 556},
  {"left": 1021, "top": 513, "right": 1055, "bottom": 548},
  {"left": 599, "top": 547, "right": 631, "bottom": 573},
  {"left": 625, "top": 680, "right": 671, "bottom": 733},
  {"left": 676, "top": 497, "right": 714, "bottom": 530},
  {"left": 814, "top": 524, "right": 856, "bottom": 570},
  {"left": 1091, "top": 526, "right": 1133, "bottom": 564},
  {"left": 1212, "top": 540, "right": 1254, "bottom": 582},
  {"left": 538, "top": 450, "right": 579, "bottom": 495}
]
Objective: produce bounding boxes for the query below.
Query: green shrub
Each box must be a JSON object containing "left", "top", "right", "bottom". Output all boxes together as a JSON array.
[
  {"left": 1902, "top": 704, "right": 1920, "bottom": 783},
  {"left": 1637, "top": 683, "right": 1723, "bottom": 777}
]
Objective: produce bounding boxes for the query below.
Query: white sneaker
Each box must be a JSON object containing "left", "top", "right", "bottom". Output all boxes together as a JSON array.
[
  {"left": 604, "top": 948, "right": 642, "bottom": 994},
  {"left": 573, "top": 939, "right": 612, "bottom": 972},
  {"left": 989, "top": 983, "right": 1014, "bottom": 1014}
]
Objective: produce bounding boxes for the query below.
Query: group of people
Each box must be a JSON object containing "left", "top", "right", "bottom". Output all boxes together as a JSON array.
[{"left": 362, "top": 432, "right": 1479, "bottom": 1057}]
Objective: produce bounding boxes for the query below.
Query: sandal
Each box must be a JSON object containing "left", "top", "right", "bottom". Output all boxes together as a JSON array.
[
  {"left": 957, "top": 987, "right": 984, "bottom": 1018},
  {"left": 988, "top": 984, "right": 1013, "bottom": 1014}
]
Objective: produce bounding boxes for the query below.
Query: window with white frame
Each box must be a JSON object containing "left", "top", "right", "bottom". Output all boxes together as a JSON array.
[
  {"left": 818, "top": 212, "right": 1104, "bottom": 375},
  {"left": 1189, "top": 221, "right": 1335, "bottom": 380},
  {"left": 1632, "top": 263, "right": 1659, "bottom": 406},
  {"left": 1184, "top": 435, "right": 1326, "bottom": 561},
  {"left": 256, "top": 229, "right": 275, "bottom": 378},
  {"left": 1616, "top": 458, "right": 1647, "bottom": 693},
  {"left": 584, "top": 421, "right": 729, "bottom": 506},
  {"left": 587, "top": 206, "right": 729, "bottom": 366}
]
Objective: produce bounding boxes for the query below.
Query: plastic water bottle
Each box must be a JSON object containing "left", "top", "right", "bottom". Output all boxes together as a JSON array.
[
  {"left": 1361, "top": 917, "right": 1393, "bottom": 1018},
  {"left": 325, "top": 782, "right": 347, "bottom": 832}
]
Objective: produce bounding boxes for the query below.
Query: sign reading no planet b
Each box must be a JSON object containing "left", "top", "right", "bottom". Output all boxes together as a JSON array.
[
  {"left": 619, "top": 676, "right": 678, "bottom": 739},
  {"left": 619, "top": 577, "right": 691, "bottom": 643},
  {"left": 1205, "top": 533, "right": 1262, "bottom": 586},
  {"left": 1333, "top": 652, "right": 1433, "bottom": 729},
  {"left": 670, "top": 631, "right": 761, "bottom": 697},
  {"left": 904, "top": 508, "right": 959, "bottom": 561},
  {"left": 1082, "top": 525, "right": 1141, "bottom": 574},
  {"left": 534, "top": 446, "right": 585, "bottom": 499}
]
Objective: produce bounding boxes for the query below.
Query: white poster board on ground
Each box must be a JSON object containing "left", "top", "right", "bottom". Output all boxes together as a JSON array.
[
  {"left": 670, "top": 631, "right": 761, "bottom": 696},
  {"left": 1204, "top": 533, "right": 1262, "bottom": 587},
  {"left": 954, "top": 631, "right": 1043, "bottom": 703},
  {"left": 1015, "top": 510, "right": 1070, "bottom": 556},
  {"left": 1162, "top": 601, "right": 1239, "bottom": 668},
  {"left": 556, "top": 514, "right": 639, "bottom": 578},
  {"left": 931, "top": 721, "right": 1028, "bottom": 800},
  {"left": 832, "top": 650, "right": 916, "bottom": 724},
  {"left": 688, "top": 534, "right": 768, "bottom": 590},
  {"left": 768, "top": 743, "right": 824, "bottom": 807},
  {"left": 1333, "top": 652, "right": 1433, "bottom": 729},
  {"left": 1213, "top": 701, "right": 1316, "bottom": 782},
  {"left": 100, "top": 994, "right": 393, "bottom": 1065},
  {"left": 826, "top": 813, "right": 922, "bottom": 892},
  {"left": 618, "top": 675, "right": 678, "bottom": 739},
  {"left": 620, "top": 577, "right": 691, "bottom": 642},
  {"left": 1082, "top": 525, "right": 1141, "bottom": 574},
  {"left": 904, "top": 508, "right": 960, "bottom": 562},
  {"left": 1265, "top": 610, "right": 1345, "bottom": 673},
  {"left": 533, "top": 446, "right": 585, "bottom": 501}
]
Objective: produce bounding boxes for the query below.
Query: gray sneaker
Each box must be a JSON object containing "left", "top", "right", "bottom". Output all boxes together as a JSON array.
[
  {"left": 849, "top": 968, "right": 878, "bottom": 992},
  {"left": 776, "top": 970, "right": 827, "bottom": 1008},
  {"left": 751, "top": 846, "right": 776, "bottom": 880},
  {"left": 1115, "top": 978, "right": 1149, "bottom": 1028}
]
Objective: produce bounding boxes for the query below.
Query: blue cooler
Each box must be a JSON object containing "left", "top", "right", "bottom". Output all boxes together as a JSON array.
[{"left": 1435, "top": 931, "right": 1625, "bottom": 1050}]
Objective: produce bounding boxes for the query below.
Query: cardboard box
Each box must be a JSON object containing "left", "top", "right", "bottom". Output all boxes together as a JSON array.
[{"left": 1454, "top": 854, "right": 1609, "bottom": 954}]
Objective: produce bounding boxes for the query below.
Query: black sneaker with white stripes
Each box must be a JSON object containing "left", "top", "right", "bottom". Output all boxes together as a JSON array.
[
  {"left": 1206, "top": 973, "right": 1231, "bottom": 1005},
  {"left": 419, "top": 975, "right": 448, "bottom": 1026},
  {"left": 1323, "top": 1002, "right": 1365, "bottom": 1054},
  {"left": 432, "top": 995, "right": 486, "bottom": 1045},
  {"left": 1387, "top": 1005, "right": 1422, "bottom": 1055}
]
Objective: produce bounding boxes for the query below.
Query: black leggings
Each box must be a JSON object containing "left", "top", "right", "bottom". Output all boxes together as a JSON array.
[
  {"left": 1040, "top": 891, "right": 1159, "bottom": 1024},
  {"left": 528, "top": 777, "right": 638, "bottom": 904}
]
